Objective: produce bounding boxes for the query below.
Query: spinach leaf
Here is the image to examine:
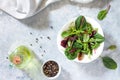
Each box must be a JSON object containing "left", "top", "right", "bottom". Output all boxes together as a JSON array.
[
  {"left": 89, "top": 38, "right": 95, "bottom": 42},
  {"left": 102, "top": 56, "right": 117, "bottom": 69},
  {"left": 108, "top": 45, "right": 117, "bottom": 50},
  {"left": 75, "top": 16, "right": 86, "bottom": 30},
  {"left": 72, "top": 41, "right": 82, "bottom": 49},
  {"left": 65, "top": 47, "right": 78, "bottom": 60},
  {"left": 61, "top": 31, "right": 71, "bottom": 38},
  {"left": 97, "top": 5, "right": 111, "bottom": 20},
  {"left": 94, "top": 33, "right": 105, "bottom": 43},
  {"left": 61, "top": 27, "right": 76, "bottom": 38}
]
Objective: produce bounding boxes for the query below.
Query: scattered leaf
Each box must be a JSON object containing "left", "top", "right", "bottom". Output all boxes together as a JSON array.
[
  {"left": 102, "top": 56, "right": 117, "bottom": 69},
  {"left": 97, "top": 5, "right": 111, "bottom": 20},
  {"left": 108, "top": 45, "right": 117, "bottom": 50}
]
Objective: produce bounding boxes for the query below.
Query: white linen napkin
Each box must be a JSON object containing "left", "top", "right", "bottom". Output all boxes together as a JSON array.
[
  {"left": 0, "top": 0, "right": 93, "bottom": 19},
  {"left": 0, "top": 0, "right": 60, "bottom": 19},
  {"left": 70, "top": 0, "right": 93, "bottom": 3}
]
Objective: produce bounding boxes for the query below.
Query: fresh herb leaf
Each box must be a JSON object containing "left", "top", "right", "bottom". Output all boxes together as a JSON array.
[
  {"left": 61, "top": 31, "right": 71, "bottom": 38},
  {"left": 75, "top": 16, "right": 86, "bottom": 30},
  {"left": 67, "top": 41, "right": 71, "bottom": 47},
  {"left": 102, "top": 56, "right": 117, "bottom": 69},
  {"left": 97, "top": 5, "right": 111, "bottom": 20},
  {"left": 83, "top": 34, "right": 89, "bottom": 42},
  {"left": 94, "top": 33, "right": 105, "bottom": 43},
  {"left": 108, "top": 45, "right": 117, "bottom": 50},
  {"left": 91, "top": 42, "right": 100, "bottom": 49},
  {"left": 72, "top": 41, "right": 82, "bottom": 49},
  {"left": 86, "top": 22, "right": 93, "bottom": 33},
  {"left": 65, "top": 47, "right": 78, "bottom": 60}
]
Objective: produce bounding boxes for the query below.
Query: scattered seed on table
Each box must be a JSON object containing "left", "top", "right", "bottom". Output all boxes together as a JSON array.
[
  {"left": 30, "top": 32, "right": 33, "bottom": 35},
  {"left": 40, "top": 46, "right": 42, "bottom": 49},
  {"left": 40, "top": 36, "right": 43, "bottom": 39},
  {"left": 30, "top": 44, "right": 32, "bottom": 46},
  {"left": 36, "top": 38, "right": 39, "bottom": 41},
  {"left": 6, "top": 57, "right": 8, "bottom": 59},
  {"left": 36, "top": 38, "right": 39, "bottom": 43},
  {"left": 41, "top": 54, "right": 44, "bottom": 57},
  {"left": 47, "top": 36, "right": 51, "bottom": 40},
  {"left": 44, "top": 50, "right": 46, "bottom": 53},
  {"left": 50, "top": 26, "right": 53, "bottom": 29}
]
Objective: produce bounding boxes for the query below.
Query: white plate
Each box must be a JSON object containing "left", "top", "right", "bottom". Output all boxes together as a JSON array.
[{"left": 57, "top": 16, "right": 104, "bottom": 63}]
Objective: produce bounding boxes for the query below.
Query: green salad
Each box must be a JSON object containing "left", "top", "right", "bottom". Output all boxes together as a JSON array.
[{"left": 61, "top": 16, "right": 105, "bottom": 60}]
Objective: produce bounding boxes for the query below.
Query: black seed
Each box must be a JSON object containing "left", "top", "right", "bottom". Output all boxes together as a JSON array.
[
  {"left": 41, "top": 54, "right": 44, "bottom": 57},
  {"left": 40, "top": 46, "right": 42, "bottom": 49},
  {"left": 36, "top": 38, "right": 39, "bottom": 41},
  {"left": 40, "top": 37, "right": 43, "bottom": 39},
  {"left": 47, "top": 36, "right": 51, "bottom": 40},
  {"left": 30, "top": 44, "right": 32, "bottom": 46},
  {"left": 50, "top": 26, "right": 53, "bottom": 29},
  {"left": 44, "top": 50, "right": 46, "bottom": 53},
  {"left": 6, "top": 57, "right": 8, "bottom": 59},
  {"left": 30, "top": 32, "right": 32, "bottom": 35}
]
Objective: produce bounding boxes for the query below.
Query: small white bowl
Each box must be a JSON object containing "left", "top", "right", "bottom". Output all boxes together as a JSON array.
[
  {"left": 41, "top": 60, "right": 61, "bottom": 79},
  {"left": 57, "top": 16, "right": 104, "bottom": 63}
]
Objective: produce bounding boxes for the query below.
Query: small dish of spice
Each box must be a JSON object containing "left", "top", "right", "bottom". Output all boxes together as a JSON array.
[{"left": 41, "top": 60, "right": 61, "bottom": 79}]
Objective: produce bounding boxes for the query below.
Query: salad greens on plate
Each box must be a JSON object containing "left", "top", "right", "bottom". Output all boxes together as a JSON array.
[{"left": 61, "top": 16, "right": 105, "bottom": 60}]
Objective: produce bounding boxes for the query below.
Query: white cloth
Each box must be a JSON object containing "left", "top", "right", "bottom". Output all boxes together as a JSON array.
[
  {"left": 70, "top": 0, "right": 93, "bottom": 3},
  {"left": 0, "top": 0, "right": 60, "bottom": 19},
  {"left": 0, "top": 0, "right": 93, "bottom": 19}
]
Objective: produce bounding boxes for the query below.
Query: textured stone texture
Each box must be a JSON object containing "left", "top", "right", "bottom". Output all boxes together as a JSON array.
[{"left": 0, "top": 0, "right": 120, "bottom": 80}]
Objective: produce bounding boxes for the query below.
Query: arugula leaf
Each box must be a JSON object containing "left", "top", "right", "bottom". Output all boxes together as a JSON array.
[
  {"left": 108, "top": 45, "right": 117, "bottom": 50},
  {"left": 75, "top": 16, "right": 86, "bottom": 30},
  {"left": 97, "top": 5, "right": 111, "bottom": 20},
  {"left": 102, "top": 56, "right": 117, "bottom": 69}
]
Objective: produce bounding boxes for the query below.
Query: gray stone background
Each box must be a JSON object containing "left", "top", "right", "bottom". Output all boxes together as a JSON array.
[{"left": 0, "top": 0, "right": 120, "bottom": 80}]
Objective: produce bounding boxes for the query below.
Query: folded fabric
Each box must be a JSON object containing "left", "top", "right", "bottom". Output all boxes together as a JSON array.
[
  {"left": 0, "top": 0, "right": 60, "bottom": 19},
  {"left": 70, "top": 0, "right": 93, "bottom": 3}
]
